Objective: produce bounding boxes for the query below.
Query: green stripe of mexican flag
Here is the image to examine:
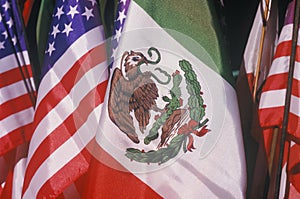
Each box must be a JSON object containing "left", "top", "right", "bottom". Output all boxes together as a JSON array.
[
  {"left": 135, "top": 0, "right": 233, "bottom": 84},
  {"left": 84, "top": 1, "right": 246, "bottom": 198}
]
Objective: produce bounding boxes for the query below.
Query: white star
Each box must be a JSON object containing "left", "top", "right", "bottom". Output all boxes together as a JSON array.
[
  {"left": 82, "top": 7, "right": 94, "bottom": 20},
  {"left": 88, "top": 0, "right": 97, "bottom": 6},
  {"left": 2, "top": 31, "right": 7, "bottom": 39},
  {"left": 47, "top": 42, "right": 55, "bottom": 56},
  {"left": 111, "top": 47, "right": 117, "bottom": 59},
  {"left": 55, "top": 6, "right": 64, "bottom": 19},
  {"left": 67, "top": 5, "right": 79, "bottom": 19},
  {"left": 120, "top": 0, "right": 127, "bottom": 5},
  {"left": 2, "top": 1, "right": 10, "bottom": 11},
  {"left": 117, "top": 9, "right": 126, "bottom": 24},
  {"left": 11, "top": 35, "right": 17, "bottom": 45},
  {"left": 62, "top": 22, "right": 73, "bottom": 36},
  {"left": 114, "top": 28, "right": 122, "bottom": 42},
  {"left": 6, "top": 17, "right": 13, "bottom": 28},
  {"left": 0, "top": 14, "right": 2, "bottom": 22},
  {"left": 51, "top": 24, "right": 60, "bottom": 38},
  {"left": 0, "top": 41, "right": 4, "bottom": 49}
]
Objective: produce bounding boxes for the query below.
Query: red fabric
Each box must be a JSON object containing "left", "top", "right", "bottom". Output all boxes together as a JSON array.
[
  {"left": 22, "top": 0, "right": 34, "bottom": 26},
  {"left": 22, "top": 42, "right": 108, "bottom": 198},
  {"left": 0, "top": 170, "right": 13, "bottom": 199},
  {"left": 83, "top": 140, "right": 162, "bottom": 199},
  {"left": 0, "top": 143, "right": 28, "bottom": 199},
  {"left": 288, "top": 144, "right": 300, "bottom": 193}
]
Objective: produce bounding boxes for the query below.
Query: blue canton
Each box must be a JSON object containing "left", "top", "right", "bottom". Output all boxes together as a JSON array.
[
  {"left": 42, "top": 0, "right": 102, "bottom": 77},
  {"left": 109, "top": 0, "right": 130, "bottom": 66},
  {"left": 0, "top": 0, "right": 27, "bottom": 58}
]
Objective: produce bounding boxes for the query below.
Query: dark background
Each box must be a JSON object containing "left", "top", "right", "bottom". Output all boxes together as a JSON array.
[
  {"left": 222, "top": 0, "right": 260, "bottom": 74},
  {"left": 222, "top": 0, "right": 290, "bottom": 76},
  {"left": 225, "top": 0, "right": 259, "bottom": 71}
]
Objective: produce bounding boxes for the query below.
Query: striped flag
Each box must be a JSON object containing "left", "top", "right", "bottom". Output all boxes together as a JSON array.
[
  {"left": 21, "top": 0, "right": 108, "bottom": 198},
  {"left": 0, "top": 0, "right": 35, "bottom": 188},
  {"left": 259, "top": 0, "right": 300, "bottom": 197},
  {"left": 84, "top": 0, "right": 246, "bottom": 198},
  {"left": 259, "top": 0, "right": 300, "bottom": 138},
  {"left": 0, "top": 0, "right": 35, "bottom": 198},
  {"left": 237, "top": 0, "right": 277, "bottom": 95},
  {"left": 0, "top": 0, "right": 35, "bottom": 158},
  {"left": 236, "top": 0, "right": 278, "bottom": 197}
]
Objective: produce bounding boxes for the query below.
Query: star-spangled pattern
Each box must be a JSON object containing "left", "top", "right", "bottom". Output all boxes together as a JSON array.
[
  {"left": 0, "top": 0, "right": 28, "bottom": 58},
  {"left": 42, "top": 0, "right": 101, "bottom": 77},
  {"left": 110, "top": 0, "right": 130, "bottom": 65}
]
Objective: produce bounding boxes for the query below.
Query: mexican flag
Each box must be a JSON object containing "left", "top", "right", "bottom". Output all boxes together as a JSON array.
[{"left": 84, "top": 0, "right": 246, "bottom": 198}]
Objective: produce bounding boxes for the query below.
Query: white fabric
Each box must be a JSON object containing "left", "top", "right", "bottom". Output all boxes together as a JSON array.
[{"left": 95, "top": 2, "right": 246, "bottom": 198}]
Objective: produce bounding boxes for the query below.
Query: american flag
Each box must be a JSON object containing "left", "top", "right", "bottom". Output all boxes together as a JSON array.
[
  {"left": 109, "top": 0, "right": 130, "bottom": 64},
  {"left": 22, "top": 0, "right": 108, "bottom": 198},
  {"left": 0, "top": 0, "right": 35, "bottom": 197},
  {"left": 0, "top": 0, "right": 35, "bottom": 157},
  {"left": 259, "top": 0, "right": 300, "bottom": 196}
]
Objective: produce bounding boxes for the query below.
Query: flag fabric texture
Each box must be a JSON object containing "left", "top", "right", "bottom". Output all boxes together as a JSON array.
[
  {"left": 1, "top": 143, "right": 28, "bottom": 199},
  {"left": 236, "top": 0, "right": 278, "bottom": 196},
  {"left": 84, "top": 0, "right": 246, "bottom": 198},
  {"left": 0, "top": 0, "right": 35, "bottom": 160},
  {"left": 0, "top": 0, "right": 35, "bottom": 198},
  {"left": 259, "top": 0, "right": 300, "bottom": 140},
  {"left": 259, "top": 0, "right": 300, "bottom": 197},
  {"left": 21, "top": 0, "right": 35, "bottom": 26},
  {"left": 0, "top": 0, "right": 35, "bottom": 186},
  {"left": 236, "top": 0, "right": 278, "bottom": 145},
  {"left": 21, "top": 0, "right": 108, "bottom": 198},
  {"left": 237, "top": 0, "right": 278, "bottom": 96}
]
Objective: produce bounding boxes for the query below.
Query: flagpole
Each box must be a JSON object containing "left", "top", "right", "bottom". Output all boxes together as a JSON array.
[
  {"left": 274, "top": 0, "right": 300, "bottom": 197},
  {"left": 252, "top": 0, "right": 270, "bottom": 102}
]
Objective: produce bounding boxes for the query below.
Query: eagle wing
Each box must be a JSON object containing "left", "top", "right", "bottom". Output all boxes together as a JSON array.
[
  {"left": 108, "top": 69, "right": 139, "bottom": 143},
  {"left": 129, "top": 80, "right": 159, "bottom": 132}
]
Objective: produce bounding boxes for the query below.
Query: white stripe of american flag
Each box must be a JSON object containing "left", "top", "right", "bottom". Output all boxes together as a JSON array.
[{"left": 22, "top": 0, "right": 108, "bottom": 198}]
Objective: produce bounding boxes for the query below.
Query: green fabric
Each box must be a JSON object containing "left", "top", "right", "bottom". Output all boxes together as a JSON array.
[
  {"left": 25, "top": 0, "right": 42, "bottom": 86},
  {"left": 134, "top": 0, "right": 234, "bottom": 85},
  {"left": 36, "top": 0, "right": 55, "bottom": 72},
  {"left": 98, "top": 0, "right": 118, "bottom": 38}
]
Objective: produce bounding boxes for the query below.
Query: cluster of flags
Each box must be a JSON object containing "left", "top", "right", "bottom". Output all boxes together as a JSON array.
[
  {"left": 238, "top": 0, "right": 300, "bottom": 198},
  {"left": 0, "top": 0, "right": 299, "bottom": 198}
]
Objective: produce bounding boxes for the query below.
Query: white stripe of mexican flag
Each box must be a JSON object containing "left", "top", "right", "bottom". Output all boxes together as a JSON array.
[{"left": 86, "top": 1, "right": 246, "bottom": 198}]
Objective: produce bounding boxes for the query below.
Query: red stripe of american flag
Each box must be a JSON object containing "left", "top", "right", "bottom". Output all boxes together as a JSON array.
[
  {"left": 262, "top": 74, "right": 300, "bottom": 97},
  {"left": 36, "top": 148, "right": 91, "bottom": 198},
  {"left": 29, "top": 43, "right": 106, "bottom": 136},
  {"left": 258, "top": 0, "right": 300, "bottom": 196},
  {"left": 0, "top": 65, "right": 32, "bottom": 88},
  {"left": 22, "top": 36, "right": 108, "bottom": 198},
  {"left": 0, "top": 65, "right": 34, "bottom": 156},
  {"left": 0, "top": 93, "right": 34, "bottom": 120},
  {"left": 22, "top": 81, "right": 107, "bottom": 194},
  {"left": 258, "top": 13, "right": 300, "bottom": 134}
]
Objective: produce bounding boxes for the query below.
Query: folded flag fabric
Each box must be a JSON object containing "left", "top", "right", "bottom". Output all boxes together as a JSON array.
[
  {"left": 259, "top": 0, "right": 300, "bottom": 197},
  {"left": 84, "top": 0, "right": 246, "bottom": 198},
  {"left": 21, "top": 0, "right": 108, "bottom": 198},
  {"left": 0, "top": 0, "right": 36, "bottom": 198},
  {"left": 0, "top": 0, "right": 35, "bottom": 159}
]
